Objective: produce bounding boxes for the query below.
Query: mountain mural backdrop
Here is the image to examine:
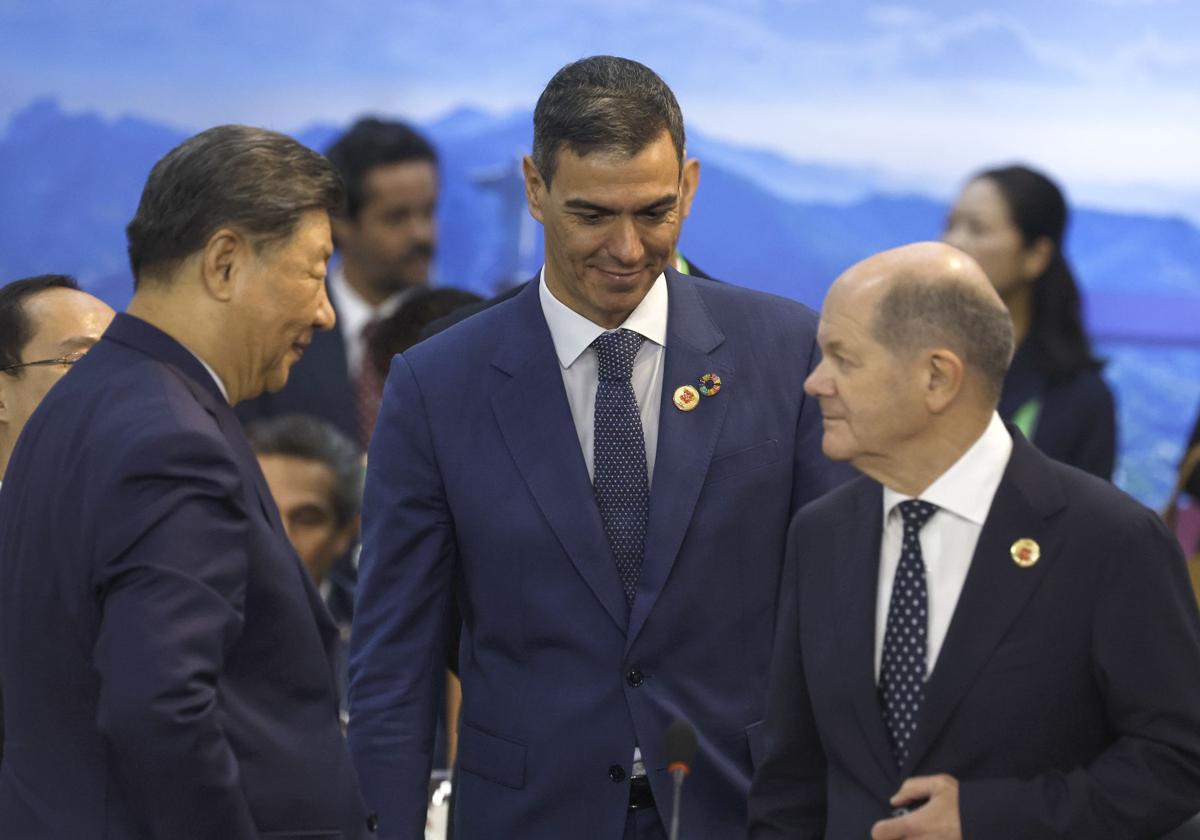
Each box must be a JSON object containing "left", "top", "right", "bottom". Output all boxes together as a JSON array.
[{"left": 2, "top": 99, "right": 1197, "bottom": 506}]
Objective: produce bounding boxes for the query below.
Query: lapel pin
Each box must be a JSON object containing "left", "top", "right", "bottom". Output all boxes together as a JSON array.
[
  {"left": 1010, "top": 538, "right": 1040, "bottom": 568},
  {"left": 697, "top": 372, "right": 722, "bottom": 397},
  {"left": 673, "top": 384, "right": 700, "bottom": 412}
]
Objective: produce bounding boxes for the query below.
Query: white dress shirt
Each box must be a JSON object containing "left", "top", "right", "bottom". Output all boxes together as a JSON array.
[
  {"left": 538, "top": 268, "right": 667, "bottom": 486},
  {"left": 874, "top": 412, "right": 1013, "bottom": 679},
  {"left": 327, "top": 265, "right": 412, "bottom": 376}
]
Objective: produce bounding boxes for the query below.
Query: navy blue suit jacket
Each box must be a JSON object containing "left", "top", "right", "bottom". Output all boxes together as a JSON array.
[
  {"left": 349, "top": 270, "right": 848, "bottom": 839},
  {"left": 749, "top": 432, "right": 1200, "bottom": 838},
  {"left": 0, "top": 314, "right": 369, "bottom": 839}
]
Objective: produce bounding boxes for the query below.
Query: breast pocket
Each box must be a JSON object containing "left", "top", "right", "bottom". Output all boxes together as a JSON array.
[{"left": 704, "top": 439, "right": 779, "bottom": 486}]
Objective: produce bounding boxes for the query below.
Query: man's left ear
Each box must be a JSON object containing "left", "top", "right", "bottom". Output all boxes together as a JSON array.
[
  {"left": 680, "top": 158, "right": 701, "bottom": 219},
  {"left": 925, "top": 348, "right": 965, "bottom": 414}
]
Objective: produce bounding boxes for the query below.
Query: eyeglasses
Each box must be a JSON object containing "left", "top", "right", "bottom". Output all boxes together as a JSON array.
[{"left": 0, "top": 349, "right": 88, "bottom": 374}]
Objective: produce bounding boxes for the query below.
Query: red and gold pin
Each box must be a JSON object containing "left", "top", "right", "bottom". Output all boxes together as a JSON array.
[
  {"left": 673, "top": 384, "right": 700, "bottom": 412},
  {"left": 697, "top": 372, "right": 722, "bottom": 397},
  {"left": 1010, "top": 538, "right": 1040, "bottom": 568}
]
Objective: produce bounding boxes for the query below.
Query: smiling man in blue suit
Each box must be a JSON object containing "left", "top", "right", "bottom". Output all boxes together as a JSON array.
[
  {"left": 348, "top": 56, "right": 845, "bottom": 840},
  {"left": 0, "top": 126, "right": 371, "bottom": 839}
]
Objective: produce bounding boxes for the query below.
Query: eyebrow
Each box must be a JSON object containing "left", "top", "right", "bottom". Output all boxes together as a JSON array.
[{"left": 563, "top": 193, "right": 678, "bottom": 214}]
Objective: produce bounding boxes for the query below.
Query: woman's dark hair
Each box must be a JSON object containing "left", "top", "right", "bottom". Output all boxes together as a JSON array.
[
  {"left": 974, "top": 164, "right": 1100, "bottom": 378},
  {"left": 369, "top": 287, "right": 484, "bottom": 379}
]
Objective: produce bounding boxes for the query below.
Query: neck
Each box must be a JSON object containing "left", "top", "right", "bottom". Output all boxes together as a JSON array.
[
  {"left": 0, "top": 438, "right": 12, "bottom": 480},
  {"left": 340, "top": 259, "right": 394, "bottom": 308},
  {"left": 856, "top": 410, "right": 992, "bottom": 497},
  {"left": 126, "top": 292, "right": 236, "bottom": 404},
  {"left": 1005, "top": 287, "right": 1034, "bottom": 347}
]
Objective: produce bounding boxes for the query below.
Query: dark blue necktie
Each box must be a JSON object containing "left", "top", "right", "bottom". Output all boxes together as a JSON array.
[
  {"left": 591, "top": 328, "right": 648, "bottom": 607},
  {"left": 879, "top": 499, "right": 938, "bottom": 767}
]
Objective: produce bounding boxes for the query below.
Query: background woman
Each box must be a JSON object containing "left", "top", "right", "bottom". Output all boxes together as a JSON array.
[{"left": 943, "top": 164, "right": 1116, "bottom": 479}]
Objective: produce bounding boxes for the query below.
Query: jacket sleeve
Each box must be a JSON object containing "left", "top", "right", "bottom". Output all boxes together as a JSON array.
[
  {"left": 958, "top": 512, "right": 1200, "bottom": 838},
  {"left": 748, "top": 514, "right": 829, "bottom": 838},
  {"left": 348, "top": 354, "right": 455, "bottom": 840},
  {"left": 91, "top": 426, "right": 257, "bottom": 840}
]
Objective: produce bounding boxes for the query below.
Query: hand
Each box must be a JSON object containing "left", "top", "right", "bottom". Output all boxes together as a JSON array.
[{"left": 870, "top": 774, "right": 961, "bottom": 840}]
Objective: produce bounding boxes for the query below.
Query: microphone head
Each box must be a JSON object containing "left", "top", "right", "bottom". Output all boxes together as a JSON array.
[{"left": 665, "top": 718, "right": 698, "bottom": 774}]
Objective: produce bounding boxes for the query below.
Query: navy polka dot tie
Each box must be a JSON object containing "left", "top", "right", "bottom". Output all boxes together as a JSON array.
[
  {"left": 879, "top": 499, "right": 938, "bottom": 768},
  {"left": 592, "top": 328, "right": 648, "bottom": 607}
]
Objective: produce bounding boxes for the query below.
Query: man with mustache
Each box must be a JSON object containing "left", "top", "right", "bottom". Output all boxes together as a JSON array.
[{"left": 238, "top": 117, "right": 439, "bottom": 449}]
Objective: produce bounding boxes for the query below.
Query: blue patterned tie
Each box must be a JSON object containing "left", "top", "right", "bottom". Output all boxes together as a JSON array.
[
  {"left": 879, "top": 499, "right": 938, "bottom": 767},
  {"left": 592, "top": 328, "right": 649, "bottom": 607}
]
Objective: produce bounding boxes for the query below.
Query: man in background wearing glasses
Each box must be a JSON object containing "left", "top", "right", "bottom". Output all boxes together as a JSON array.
[
  {"left": 0, "top": 272, "right": 113, "bottom": 762},
  {"left": 0, "top": 274, "right": 113, "bottom": 485}
]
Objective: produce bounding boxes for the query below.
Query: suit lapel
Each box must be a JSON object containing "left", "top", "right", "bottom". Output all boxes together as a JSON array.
[
  {"left": 835, "top": 479, "right": 901, "bottom": 789},
  {"left": 902, "top": 434, "right": 1065, "bottom": 775},
  {"left": 490, "top": 281, "right": 629, "bottom": 631},
  {"left": 103, "top": 315, "right": 340, "bottom": 641},
  {"left": 625, "top": 273, "right": 732, "bottom": 650}
]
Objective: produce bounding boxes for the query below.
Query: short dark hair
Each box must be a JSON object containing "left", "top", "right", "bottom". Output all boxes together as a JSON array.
[
  {"left": 325, "top": 118, "right": 438, "bottom": 219},
  {"left": 0, "top": 274, "right": 79, "bottom": 375},
  {"left": 246, "top": 414, "right": 364, "bottom": 524},
  {"left": 532, "top": 55, "right": 685, "bottom": 187},
  {"left": 973, "top": 164, "right": 1100, "bottom": 379},
  {"left": 873, "top": 275, "right": 1015, "bottom": 404},
  {"left": 126, "top": 125, "right": 344, "bottom": 286},
  {"left": 368, "top": 287, "right": 483, "bottom": 379}
]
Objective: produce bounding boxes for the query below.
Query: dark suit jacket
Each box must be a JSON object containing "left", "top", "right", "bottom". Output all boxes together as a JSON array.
[
  {"left": 348, "top": 269, "right": 848, "bottom": 839},
  {"left": 998, "top": 343, "right": 1116, "bottom": 480},
  {"left": 0, "top": 314, "right": 370, "bottom": 839},
  {"left": 749, "top": 431, "right": 1200, "bottom": 838},
  {"left": 236, "top": 302, "right": 358, "bottom": 442}
]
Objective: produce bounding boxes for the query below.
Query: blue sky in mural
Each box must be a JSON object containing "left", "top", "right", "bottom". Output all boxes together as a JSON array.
[
  {"left": 2, "top": 0, "right": 1198, "bottom": 505},
  {"left": 3, "top": 0, "right": 1199, "bottom": 219}
]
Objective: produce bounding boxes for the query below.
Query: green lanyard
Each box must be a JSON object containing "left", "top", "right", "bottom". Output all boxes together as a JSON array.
[{"left": 1011, "top": 397, "right": 1042, "bottom": 440}]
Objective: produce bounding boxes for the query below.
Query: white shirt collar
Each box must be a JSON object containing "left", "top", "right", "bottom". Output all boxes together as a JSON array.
[
  {"left": 187, "top": 350, "right": 229, "bottom": 403},
  {"left": 327, "top": 263, "right": 410, "bottom": 340},
  {"left": 538, "top": 266, "right": 669, "bottom": 369},
  {"left": 882, "top": 412, "right": 1013, "bottom": 526}
]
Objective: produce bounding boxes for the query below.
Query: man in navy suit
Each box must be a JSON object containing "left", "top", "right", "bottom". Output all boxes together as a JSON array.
[
  {"left": 0, "top": 125, "right": 372, "bottom": 838},
  {"left": 236, "top": 118, "right": 439, "bottom": 448},
  {"left": 349, "top": 56, "right": 844, "bottom": 840},
  {"left": 748, "top": 242, "right": 1200, "bottom": 838}
]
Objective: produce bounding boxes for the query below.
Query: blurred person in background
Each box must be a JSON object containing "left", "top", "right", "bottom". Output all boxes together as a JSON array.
[
  {"left": 943, "top": 164, "right": 1116, "bottom": 480},
  {"left": 238, "top": 117, "right": 440, "bottom": 448},
  {"left": 0, "top": 273, "right": 113, "bottom": 761},
  {"left": 368, "top": 286, "right": 483, "bottom": 379},
  {"left": 247, "top": 413, "right": 363, "bottom": 714}
]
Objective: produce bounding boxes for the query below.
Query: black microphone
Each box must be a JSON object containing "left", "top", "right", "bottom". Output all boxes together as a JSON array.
[{"left": 664, "top": 719, "right": 698, "bottom": 840}]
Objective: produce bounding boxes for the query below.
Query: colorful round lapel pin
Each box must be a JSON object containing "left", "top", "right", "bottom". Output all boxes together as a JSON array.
[
  {"left": 673, "top": 384, "right": 700, "bottom": 412},
  {"left": 1010, "top": 538, "right": 1040, "bottom": 568},
  {"left": 697, "top": 372, "right": 722, "bottom": 397}
]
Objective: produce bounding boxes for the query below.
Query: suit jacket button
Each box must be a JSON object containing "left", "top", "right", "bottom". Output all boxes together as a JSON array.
[
  {"left": 609, "top": 764, "right": 627, "bottom": 782},
  {"left": 366, "top": 812, "right": 379, "bottom": 832},
  {"left": 626, "top": 668, "right": 644, "bottom": 688}
]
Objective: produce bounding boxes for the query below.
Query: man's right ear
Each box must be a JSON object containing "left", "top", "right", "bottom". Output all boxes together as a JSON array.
[{"left": 522, "top": 156, "right": 546, "bottom": 224}]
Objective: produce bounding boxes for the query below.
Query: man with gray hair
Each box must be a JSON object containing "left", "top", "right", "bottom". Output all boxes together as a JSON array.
[
  {"left": 749, "top": 242, "right": 1200, "bottom": 838},
  {"left": 350, "top": 55, "right": 843, "bottom": 839},
  {"left": 0, "top": 126, "right": 372, "bottom": 838}
]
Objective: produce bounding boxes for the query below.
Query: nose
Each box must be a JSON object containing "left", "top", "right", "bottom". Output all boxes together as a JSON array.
[
  {"left": 607, "top": 217, "right": 645, "bottom": 266},
  {"left": 804, "top": 357, "right": 833, "bottom": 398},
  {"left": 314, "top": 282, "right": 336, "bottom": 331}
]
